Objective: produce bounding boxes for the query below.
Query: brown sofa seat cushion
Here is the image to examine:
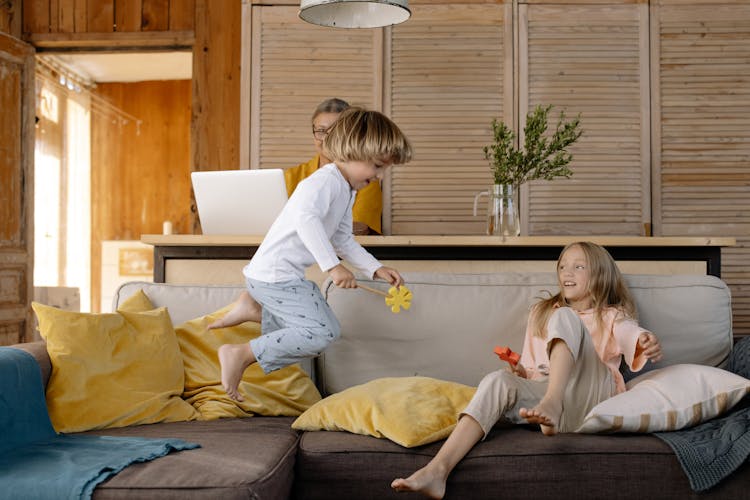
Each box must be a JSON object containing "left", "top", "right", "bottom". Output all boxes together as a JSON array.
[
  {"left": 294, "top": 424, "right": 750, "bottom": 499},
  {"left": 85, "top": 418, "right": 298, "bottom": 500}
]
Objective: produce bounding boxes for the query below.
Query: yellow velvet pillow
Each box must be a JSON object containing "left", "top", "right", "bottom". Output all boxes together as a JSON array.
[
  {"left": 116, "top": 288, "right": 155, "bottom": 313},
  {"left": 292, "top": 376, "right": 476, "bottom": 448},
  {"left": 32, "top": 302, "right": 199, "bottom": 433},
  {"left": 174, "top": 304, "right": 322, "bottom": 420}
]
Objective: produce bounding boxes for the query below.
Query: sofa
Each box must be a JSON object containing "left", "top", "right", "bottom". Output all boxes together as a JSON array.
[{"left": 9, "top": 271, "right": 750, "bottom": 499}]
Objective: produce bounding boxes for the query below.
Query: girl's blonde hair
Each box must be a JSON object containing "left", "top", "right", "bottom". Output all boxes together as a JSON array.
[
  {"left": 531, "top": 241, "right": 637, "bottom": 338},
  {"left": 323, "top": 107, "right": 413, "bottom": 165}
]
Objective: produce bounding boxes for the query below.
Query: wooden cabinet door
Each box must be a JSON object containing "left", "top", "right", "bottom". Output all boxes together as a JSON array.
[
  {"left": 519, "top": 1, "right": 651, "bottom": 236},
  {"left": 386, "top": 2, "right": 512, "bottom": 235},
  {"left": 0, "top": 33, "right": 35, "bottom": 344},
  {"left": 247, "top": 5, "right": 381, "bottom": 172}
]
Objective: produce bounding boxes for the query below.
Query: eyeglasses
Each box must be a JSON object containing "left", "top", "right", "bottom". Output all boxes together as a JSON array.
[{"left": 312, "top": 127, "right": 329, "bottom": 140}]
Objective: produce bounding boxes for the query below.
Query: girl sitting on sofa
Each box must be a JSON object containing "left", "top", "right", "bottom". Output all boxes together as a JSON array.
[{"left": 392, "top": 241, "right": 663, "bottom": 499}]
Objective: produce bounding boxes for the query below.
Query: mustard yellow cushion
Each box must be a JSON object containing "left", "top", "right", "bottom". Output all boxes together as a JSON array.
[
  {"left": 292, "top": 376, "right": 476, "bottom": 447},
  {"left": 116, "top": 289, "right": 155, "bottom": 313},
  {"left": 174, "top": 304, "right": 322, "bottom": 420},
  {"left": 32, "top": 302, "right": 199, "bottom": 433}
]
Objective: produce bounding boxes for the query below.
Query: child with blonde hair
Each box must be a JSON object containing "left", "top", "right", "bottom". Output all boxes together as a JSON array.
[
  {"left": 210, "top": 107, "right": 413, "bottom": 402},
  {"left": 284, "top": 98, "right": 383, "bottom": 235},
  {"left": 392, "top": 241, "right": 662, "bottom": 499}
]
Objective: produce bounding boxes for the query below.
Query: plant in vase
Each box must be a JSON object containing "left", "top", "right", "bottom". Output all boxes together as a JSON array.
[{"left": 479, "top": 104, "right": 583, "bottom": 236}]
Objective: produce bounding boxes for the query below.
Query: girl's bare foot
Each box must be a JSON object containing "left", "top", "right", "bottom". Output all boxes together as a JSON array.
[
  {"left": 218, "top": 343, "right": 254, "bottom": 401},
  {"left": 519, "top": 398, "right": 562, "bottom": 436},
  {"left": 391, "top": 466, "right": 447, "bottom": 499},
  {"left": 208, "top": 291, "right": 261, "bottom": 329}
]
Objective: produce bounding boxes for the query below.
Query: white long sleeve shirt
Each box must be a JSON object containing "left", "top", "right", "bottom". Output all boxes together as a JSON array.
[{"left": 244, "top": 163, "right": 382, "bottom": 283}]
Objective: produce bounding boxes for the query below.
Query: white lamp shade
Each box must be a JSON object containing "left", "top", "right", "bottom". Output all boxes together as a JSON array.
[{"left": 299, "top": 0, "right": 410, "bottom": 29}]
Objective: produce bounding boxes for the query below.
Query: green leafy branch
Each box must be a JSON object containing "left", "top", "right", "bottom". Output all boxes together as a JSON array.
[{"left": 483, "top": 105, "right": 583, "bottom": 186}]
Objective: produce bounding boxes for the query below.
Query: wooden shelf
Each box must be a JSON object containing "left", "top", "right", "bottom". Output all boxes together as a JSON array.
[{"left": 141, "top": 235, "right": 735, "bottom": 282}]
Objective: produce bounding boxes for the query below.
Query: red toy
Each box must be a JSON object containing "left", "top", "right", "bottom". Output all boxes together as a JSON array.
[{"left": 494, "top": 346, "right": 520, "bottom": 366}]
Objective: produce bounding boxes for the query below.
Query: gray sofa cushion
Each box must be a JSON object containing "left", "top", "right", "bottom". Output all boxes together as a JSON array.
[
  {"left": 320, "top": 272, "right": 732, "bottom": 395},
  {"left": 113, "top": 282, "right": 246, "bottom": 326},
  {"left": 86, "top": 418, "right": 298, "bottom": 500}
]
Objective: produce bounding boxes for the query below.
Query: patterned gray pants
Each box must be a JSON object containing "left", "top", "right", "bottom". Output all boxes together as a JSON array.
[{"left": 246, "top": 277, "right": 340, "bottom": 373}]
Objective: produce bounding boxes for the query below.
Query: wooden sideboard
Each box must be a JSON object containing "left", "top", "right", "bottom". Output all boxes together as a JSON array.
[{"left": 141, "top": 235, "right": 735, "bottom": 283}]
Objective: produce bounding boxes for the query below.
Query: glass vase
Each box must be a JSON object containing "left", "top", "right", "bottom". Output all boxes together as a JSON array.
[{"left": 473, "top": 184, "right": 520, "bottom": 237}]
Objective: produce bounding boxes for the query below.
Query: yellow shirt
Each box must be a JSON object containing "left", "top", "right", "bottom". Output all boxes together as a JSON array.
[{"left": 283, "top": 155, "right": 383, "bottom": 234}]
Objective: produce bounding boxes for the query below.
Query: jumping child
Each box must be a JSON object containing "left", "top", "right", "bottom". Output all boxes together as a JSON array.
[{"left": 209, "top": 107, "right": 413, "bottom": 402}]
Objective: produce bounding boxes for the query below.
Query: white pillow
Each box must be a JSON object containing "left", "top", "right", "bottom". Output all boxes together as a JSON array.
[{"left": 576, "top": 364, "right": 750, "bottom": 434}]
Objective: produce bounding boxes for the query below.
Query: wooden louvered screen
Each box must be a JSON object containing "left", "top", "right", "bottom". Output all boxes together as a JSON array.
[
  {"left": 652, "top": 1, "right": 750, "bottom": 335},
  {"left": 386, "top": 3, "right": 512, "bottom": 235},
  {"left": 723, "top": 239, "right": 750, "bottom": 337},
  {"left": 520, "top": 2, "right": 650, "bottom": 236},
  {"left": 249, "top": 5, "right": 381, "bottom": 171}
]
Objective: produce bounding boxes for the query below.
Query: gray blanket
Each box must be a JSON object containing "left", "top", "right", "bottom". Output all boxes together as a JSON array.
[{"left": 654, "top": 336, "right": 750, "bottom": 492}]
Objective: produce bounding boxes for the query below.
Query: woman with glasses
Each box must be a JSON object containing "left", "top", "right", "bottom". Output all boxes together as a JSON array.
[{"left": 284, "top": 98, "right": 383, "bottom": 235}]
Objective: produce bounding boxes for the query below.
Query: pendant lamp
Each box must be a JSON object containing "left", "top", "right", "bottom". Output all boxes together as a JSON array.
[{"left": 299, "top": 0, "right": 410, "bottom": 29}]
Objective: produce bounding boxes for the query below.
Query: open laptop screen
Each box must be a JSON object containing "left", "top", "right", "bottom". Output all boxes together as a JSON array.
[{"left": 191, "top": 169, "right": 288, "bottom": 235}]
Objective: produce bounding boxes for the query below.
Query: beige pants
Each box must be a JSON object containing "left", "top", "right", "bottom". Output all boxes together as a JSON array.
[{"left": 462, "top": 307, "right": 616, "bottom": 436}]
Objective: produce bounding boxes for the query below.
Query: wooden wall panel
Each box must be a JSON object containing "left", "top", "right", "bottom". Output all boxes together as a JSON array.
[
  {"left": 91, "top": 80, "right": 191, "bottom": 311},
  {"left": 74, "top": 0, "right": 87, "bottom": 32},
  {"left": 653, "top": 2, "right": 750, "bottom": 236},
  {"left": 169, "top": 0, "right": 194, "bottom": 30},
  {"left": 723, "top": 239, "right": 750, "bottom": 336},
  {"left": 58, "top": 0, "right": 77, "bottom": 32},
  {"left": 0, "top": 63, "right": 22, "bottom": 246},
  {"left": 388, "top": 3, "right": 510, "bottom": 235},
  {"left": 192, "top": 0, "right": 241, "bottom": 170},
  {"left": 652, "top": 0, "right": 750, "bottom": 335},
  {"left": 0, "top": 0, "right": 22, "bottom": 37},
  {"left": 521, "top": 2, "right": 650, "bottom": 236},
  {"left": 115, "top": 0, "right": 142, "bottom": 31},
  {"left": 23, "top": 0, "right": 50, "bottom": 33},
  {"left": 87, "top": 0, "right": 113, "bottom": 32},
  {"left": 142, "top": 0, "right": 169, "bottom": 31},
  {"left": 0, "top": 322, "right": 24, "bottom": 345},
  {"left": 23, "top": 0, "right": 194, "bottom": 34},
  {"left": 0, "top": 32, "right": 35, "bottom": 344},
  {"left": 250, "top": 5, "right": 380, "bottom": 171}
]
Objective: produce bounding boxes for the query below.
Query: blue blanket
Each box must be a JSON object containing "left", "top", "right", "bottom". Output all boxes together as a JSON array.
[
  {"left": 654, "top": 337, "right": 750, "bottom": 492},
  {"left": 0, "top": 347, "right": 200, "bottom": 500}
]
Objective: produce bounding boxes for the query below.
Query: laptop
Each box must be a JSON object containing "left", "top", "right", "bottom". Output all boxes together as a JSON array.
[{"left": 191, "top": 169, "right": 288, "bottom": 235}]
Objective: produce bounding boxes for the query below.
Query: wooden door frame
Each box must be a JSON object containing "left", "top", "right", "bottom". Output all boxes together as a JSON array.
[{"left": 0, "top": 31, "right": 35, "bottom": 343}]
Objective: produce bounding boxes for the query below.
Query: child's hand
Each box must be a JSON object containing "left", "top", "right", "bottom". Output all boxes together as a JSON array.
[
  {"left": 374, "top": 266, "right": 403, "bottom": 288},
  {"left": 329, "top": 264, "right": 357, "bottom": 288},
  {"left": 638, "top": 332, "right": 663, "bottom": 363},
  {"left": 510, "top": 363, "right": 527, "bottom": 379}
]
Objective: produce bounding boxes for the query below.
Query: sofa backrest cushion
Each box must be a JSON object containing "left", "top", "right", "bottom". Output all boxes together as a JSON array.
[
  {"left": 320, "top": 272, "right": 732, "bottom": 396},
  {"left": 114, "top": 282, "right": 245, "bottom": 325},
  {"left": 113, "top": 282, "right": 317, "bottom": 377}
]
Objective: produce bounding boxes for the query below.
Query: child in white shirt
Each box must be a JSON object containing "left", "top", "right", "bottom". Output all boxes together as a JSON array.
[{"left": 209, "top": 107, "right": 413, "bottom": 402}]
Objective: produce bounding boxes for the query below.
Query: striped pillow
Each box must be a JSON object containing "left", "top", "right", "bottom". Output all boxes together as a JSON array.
[{"left": 576, "top": 364, "right": 750, "bottom": 434}]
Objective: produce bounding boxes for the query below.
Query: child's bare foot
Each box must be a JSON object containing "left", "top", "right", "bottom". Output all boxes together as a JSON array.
[
  {"left": 208, "top": 291, "right": 261, "bottom": 329},
  {"left": 218, "top": 343, "right": 254, "bottom": 401},
  {"left": 391, "top": 466, "right": 447, "bottom": 499},
  {"left": 519, "top": 398, "right": 562, "bottom": 436}
]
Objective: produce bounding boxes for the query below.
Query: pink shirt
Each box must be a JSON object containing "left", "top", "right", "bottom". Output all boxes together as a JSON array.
[{"left": 519, "top": 306, "right": 650, "bottom": 394}]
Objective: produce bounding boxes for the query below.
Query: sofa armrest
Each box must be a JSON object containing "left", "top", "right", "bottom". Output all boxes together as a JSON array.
[{"left": 9, "top": 341, "right": 51, "bottom": 388}]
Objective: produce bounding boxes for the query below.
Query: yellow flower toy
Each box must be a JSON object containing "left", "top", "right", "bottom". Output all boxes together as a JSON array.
[{"left": 357, "top": 284, "right": 413, "bottom": 313}]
